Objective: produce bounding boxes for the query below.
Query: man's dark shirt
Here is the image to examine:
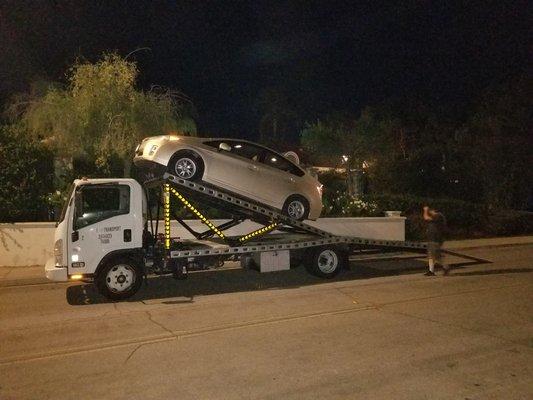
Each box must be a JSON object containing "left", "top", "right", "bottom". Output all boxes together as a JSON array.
[{"left": 427, "top": 212, "right": 446, "bottom": 243}]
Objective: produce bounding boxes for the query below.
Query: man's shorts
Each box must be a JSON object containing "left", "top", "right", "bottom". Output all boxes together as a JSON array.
[{"left": 427, "top": 241, "right": 443, "bottom": 261}]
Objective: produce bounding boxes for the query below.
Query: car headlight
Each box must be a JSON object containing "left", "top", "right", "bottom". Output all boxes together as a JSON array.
[
  {"left": 54, "top": 239, "right": 63, "bottom": 266},
  {"left": 317, "top": 184, "right": 323, "bottom": 197},
  {"left": 148, "top": 145, "right": 158, "bottom": 156}
]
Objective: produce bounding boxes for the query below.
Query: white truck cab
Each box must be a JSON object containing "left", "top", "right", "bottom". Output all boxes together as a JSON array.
[{"left": 45, "top": 178, "right": 147, "bottom": 298}]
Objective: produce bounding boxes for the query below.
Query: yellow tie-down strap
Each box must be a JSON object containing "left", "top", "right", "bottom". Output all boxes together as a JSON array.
[
  {"left": 168, "top": 186, "right": 226, "bottom": 239},
  {"left": 164, "top": 184, "right": 171, "bottom": 250},
  {"left": 238, "top": 223, "right": 280, "bottom": 243}
]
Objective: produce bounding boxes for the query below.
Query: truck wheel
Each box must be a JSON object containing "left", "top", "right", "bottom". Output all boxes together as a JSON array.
[
  {"left": 96, "top": 257, "right": 143, "bottom": 300},
  {"left": 305, "top": 246, "right": 347, "bottom": 279},
  {"left": 168, "top": 151, "right": 204, "bottom": 181}
]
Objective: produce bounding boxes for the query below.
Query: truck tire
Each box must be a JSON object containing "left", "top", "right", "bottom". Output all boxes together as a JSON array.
[
  {"left": 305, "top": 246, "right": 347, "bottom": 279},
  {"left": 96, "top": 257, "right": 143, "bottom": 300}
]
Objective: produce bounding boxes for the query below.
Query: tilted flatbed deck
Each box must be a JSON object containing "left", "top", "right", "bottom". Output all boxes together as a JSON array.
[{"left": 145, "top": 173, "right": 428, "bottom": 267}]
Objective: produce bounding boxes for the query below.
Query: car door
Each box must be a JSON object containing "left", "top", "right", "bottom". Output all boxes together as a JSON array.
[
  {"left": 203, "top": 140, "right": 269, "bottom": 202},
  {"left": 256, "top": 150, "right": 303, "bottom": 208},
  {"left": 68, "top": 183, "right": 133, "bottom": 276}
]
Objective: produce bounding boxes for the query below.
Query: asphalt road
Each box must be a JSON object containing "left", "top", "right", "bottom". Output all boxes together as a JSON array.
[{"left": 1, "top": 245, "right": 532, "bottom": 400}]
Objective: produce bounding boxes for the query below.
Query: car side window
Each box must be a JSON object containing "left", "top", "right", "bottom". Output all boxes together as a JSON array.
[
  {"left": 204, "top": 140, "right": 263, "bottom": 161},
  {"left": 74, "top": 185, "right": 130, "bottom": 230},
  {"left": 262, "top": 151, "right": 304, "bottom": 177},
  {"left": 203, "top": 140, "right": 223, "bottom": 150},
  {"left": 230, "top": 142, "right": 263, "bottom": 161}
]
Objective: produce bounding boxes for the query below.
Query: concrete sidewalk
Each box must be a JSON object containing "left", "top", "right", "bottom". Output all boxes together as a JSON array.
[{"left": 1, "top": 235, "right": 532, "bottom": 287}]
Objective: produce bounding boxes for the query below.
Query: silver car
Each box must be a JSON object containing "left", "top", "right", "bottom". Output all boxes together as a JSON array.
[{"left": 133, "top": 135, "right": 323, "bottom": 220}]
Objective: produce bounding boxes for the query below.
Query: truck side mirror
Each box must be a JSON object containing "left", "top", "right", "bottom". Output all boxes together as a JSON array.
[
  {"left": 74, "top": 191, "right": 82, "bottom": 218},
  {"left": 73, "top": 190, "right": 83, "bottom": 230},
  {"left": 219, "top": 142, "right": 231, "bottom": 152}
]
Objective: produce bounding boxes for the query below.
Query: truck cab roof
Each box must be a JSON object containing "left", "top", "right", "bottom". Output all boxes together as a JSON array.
[{"left": 73, "top": 178, "right": 140, "bottom": 187}]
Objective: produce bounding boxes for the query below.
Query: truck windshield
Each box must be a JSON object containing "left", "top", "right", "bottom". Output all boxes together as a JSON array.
[
  {"left": 74, "top": 185, "right": 130, "bottom": 230},
  {"left": 57, "top": 184, "right": 75, "bottom": 224}
]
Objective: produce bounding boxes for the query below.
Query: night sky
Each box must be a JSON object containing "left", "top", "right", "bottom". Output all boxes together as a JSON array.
[{"left": 1, "top": 1, "right": 530, "bottom": 141}]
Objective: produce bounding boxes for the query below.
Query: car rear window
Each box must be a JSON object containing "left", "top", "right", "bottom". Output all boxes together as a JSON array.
[{"left": 262, "top": 151, "right": 305, "bottom": 177}]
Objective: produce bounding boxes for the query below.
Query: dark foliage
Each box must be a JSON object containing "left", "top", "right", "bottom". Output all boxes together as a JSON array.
[{"left": 0, "top": 127, "right": 54, "bottom": 221}]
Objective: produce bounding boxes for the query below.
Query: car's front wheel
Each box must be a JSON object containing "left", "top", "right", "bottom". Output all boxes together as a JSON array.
[
  {"left": 168, "top": 151, "right": 204, "bottom": 181},
  {"left": 282, "top": 195, "right": 310, "bottom": 221}
]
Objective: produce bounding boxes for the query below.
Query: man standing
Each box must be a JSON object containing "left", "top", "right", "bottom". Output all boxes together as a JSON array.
[{"left": 423, "top": 205, "right": 449, "bottom": 276}]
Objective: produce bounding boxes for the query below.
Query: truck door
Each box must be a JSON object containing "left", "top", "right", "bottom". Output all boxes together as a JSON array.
[{"left": 68, "top": 183, "right": 133, "bottom": 276}]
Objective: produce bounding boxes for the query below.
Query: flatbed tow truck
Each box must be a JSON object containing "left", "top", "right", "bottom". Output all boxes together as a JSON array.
[{"left": 45, "top": 171, "right": 429, "bottom": 300}]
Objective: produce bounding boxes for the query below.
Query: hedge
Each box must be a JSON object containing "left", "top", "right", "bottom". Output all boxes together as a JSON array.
[{"left": 322, "top": 190, "right": 533, "bottom": 240}]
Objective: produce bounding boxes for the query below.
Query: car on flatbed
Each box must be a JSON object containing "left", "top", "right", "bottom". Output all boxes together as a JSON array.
[{"left": 133, "top": 135, "right": 323, "bottom": 220}]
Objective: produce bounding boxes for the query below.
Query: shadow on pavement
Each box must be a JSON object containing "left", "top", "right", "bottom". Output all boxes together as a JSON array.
[
  {"left": 66, "top": 260, "right": 430, "bottom": 306},
  {"left": 66, "top": 255, "right": 503, "bottom": 306},
  {"left": 450, "top": 267, "right": 532, "bottom": 277}
]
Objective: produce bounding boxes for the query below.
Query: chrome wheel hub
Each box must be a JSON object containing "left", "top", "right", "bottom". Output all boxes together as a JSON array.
[
  {"left": 317, "top": 250, "right": 338, "bottom": 274},
  {"left": 175, "top": 158, "right": 196, "bottom": 179},
  {"left": 106, "top": 264, "right": 135, "bottom": 293},
  {"left": 287, "top": 200, "right": 305, "bottom": 220}
]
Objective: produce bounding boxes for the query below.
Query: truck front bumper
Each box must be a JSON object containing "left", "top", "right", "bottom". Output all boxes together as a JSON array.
[{"left": 45, "top": 257, "right": 68, "bottom": 281}]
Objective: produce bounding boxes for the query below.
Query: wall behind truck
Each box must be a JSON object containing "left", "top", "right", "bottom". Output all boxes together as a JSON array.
[{"left": 0, "top": 217, "right": 405, "bottom": 267}]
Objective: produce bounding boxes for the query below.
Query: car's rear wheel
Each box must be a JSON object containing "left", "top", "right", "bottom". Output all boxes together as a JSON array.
[
  {"left": 168, "top": 151, "right": 204, "bottom": 181},
  {"left": 282, "top": 195, "right": 310, "bottom": 221}
]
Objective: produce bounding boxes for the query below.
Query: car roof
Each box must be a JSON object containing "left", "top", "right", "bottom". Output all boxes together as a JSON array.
[
  {"left": 146, "top": 135, "right": 302, "bottom": 168},
  {"left": 194, "top": 136, "right": 289, "bottom": 156}
]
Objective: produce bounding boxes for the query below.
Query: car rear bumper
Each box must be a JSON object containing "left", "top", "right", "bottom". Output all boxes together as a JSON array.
[
  {"left": 45, "top": 257, "right": 68, "bottom": 281},
  {"left": 307, "top": 197, "right": 323, "bottom": 220}
]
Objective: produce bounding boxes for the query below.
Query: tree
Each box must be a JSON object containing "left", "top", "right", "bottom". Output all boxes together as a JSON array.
[
  {"left": 10, "top": 53, "right": 196, "bottom": 177},
  {"left": 257, "top": 87, "right": 298, "bottom": 146},
  {"left": 464, "top": 76, "right": 532, "bottom": 209},
  {"left": 301, "top": 109, "right": 397, "bottom": 194},
  {"left": 0, "top": 125, "right": 54, "bottom": 222}
]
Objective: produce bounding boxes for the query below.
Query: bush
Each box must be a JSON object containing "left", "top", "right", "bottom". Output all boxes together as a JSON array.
[
  {"left": 362, "top": 193, "right": 489, "bottom": 240},
  {"left": 322, "top": 188, "right": 533, "bottom": 240},
  {"left": 483, "top": 210, "right": 533, "bottom": 237},
  {"left": 0, "top": 126, "right": 54, "bottom": 222}
]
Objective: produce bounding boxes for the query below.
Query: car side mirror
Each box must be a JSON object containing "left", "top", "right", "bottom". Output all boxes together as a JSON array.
[{"left": 219, "top": 142, "right": 231, "bottom": 152}]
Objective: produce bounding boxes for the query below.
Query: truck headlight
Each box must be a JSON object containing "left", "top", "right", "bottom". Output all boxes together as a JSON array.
[{"left": 54, "top": 239, "right": 64, "bottom": 266}]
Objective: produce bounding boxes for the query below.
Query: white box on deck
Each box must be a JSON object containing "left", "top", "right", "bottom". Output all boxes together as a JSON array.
[{"left": 252, "top": 250, "right": 290, "bottom": 272}]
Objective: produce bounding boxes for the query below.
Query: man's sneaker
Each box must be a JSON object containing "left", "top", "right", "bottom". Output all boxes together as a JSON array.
[{"left": 424, "top": 271, "right": 436, "bottom": 276}]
